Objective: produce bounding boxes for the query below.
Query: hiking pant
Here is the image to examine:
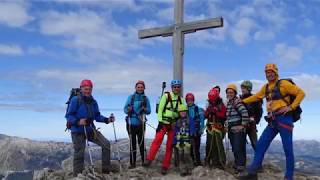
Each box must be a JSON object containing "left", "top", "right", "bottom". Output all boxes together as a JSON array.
[
  {"left": 71, "top": 130, "right": 111, "bottom": 177},
  {"left": 127, "top": 124, "right": 145, "bottom": 165},
  {"left": 205, "top": 130, "right": 226, "bottom": 167},
  {"left": 247, "top": 122, "right": 258, "bottom": 151},
  {"left": 248, "top": 115, "right": 294, "bottom": 179},
  {"left": 190, "top": 134, "right": 202, "bottom": 165},
  {"left": 175, "top": 146, "right": 192, "bottom": 175},
  {"left": 229, "top": 128, "right": 247, "bottom": 171},
  {"left": 147, "top": 124, "right": 174, "bottom": 169}
]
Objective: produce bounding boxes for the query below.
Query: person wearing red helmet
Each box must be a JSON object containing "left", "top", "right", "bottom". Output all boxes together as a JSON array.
[
  {"left": 124, "top": 80, "right": 151, "bottom": 169},
  {"left": 65, "top": 79, "right": 115, "bottom": 176},
  {"left": 185, "top": 93, "right": 205, "bottom": 166},
  {"left": 204, "top": 86, "right": 227, "bottom": 169}
]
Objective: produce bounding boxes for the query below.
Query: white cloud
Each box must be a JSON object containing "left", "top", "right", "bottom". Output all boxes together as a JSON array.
[
  {"left": 54, "top": 0, "right": 144, "bottom": 12},
  {"left": 272, "top": 43, "right": 303, "bottom": 64},
  {"left": 231, "top": 17, "right": 257, "bottom": 45},
  {"left": 39, "top": 10, "right": 141, "bottom": 61},
  {"left": 32, "top": 54, "right": 220, "bottom": 102},
  {"left": 26, "top": 46, "right": 47, "bottom": 55},
  {"left": 253, "top": 30, "right": 275, "bottom": 41},
  {"left": 270, "top": 35, "right": 318, "bottom": 65},
  {"left": 302, "top": 18, "right": 314, "bottom": 29},
  {"left": 0, "top": 1, "right": 33, "bottom": 27},
  {"left": 292, "top": 74, "right": 320, "bottom": 101},
  {"left": 296, "top": 35, "right": 318, "bottom": 52},
  {"left": 208, "top": 0, "right": 290, "bottom": 45},
  {"left": 0, "top": 44, "right": 23, "bottom": 56}
]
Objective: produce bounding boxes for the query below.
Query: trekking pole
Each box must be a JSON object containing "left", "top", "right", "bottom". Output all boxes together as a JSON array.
[
  {"left": 127, "top": 109, "right": 134, "bottom": 167},
  {"left": 161, "top": 82, "right": 166, "bottom": 96},
  {"left": 141, "top": 113, "right": 147, "bottom": 162},
  {"left": 83, "top": 125, "right": 96, "bottom": 178},
  {"left": 224, "top": 120, "right": 229, "bottom": 164},
  {"left": 145, "top": 122, "right": 157, "bottom": 131},
  {"left": 111, "top": 115, "right": 122, "bottom": 172},
  {"left": 156, "top": 82, "right": 166, "bottom": 113}
]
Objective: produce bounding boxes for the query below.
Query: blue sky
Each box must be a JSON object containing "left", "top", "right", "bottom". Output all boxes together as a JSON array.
[{"left": 0, "top": 0, "right": 319, "bottom": 142}]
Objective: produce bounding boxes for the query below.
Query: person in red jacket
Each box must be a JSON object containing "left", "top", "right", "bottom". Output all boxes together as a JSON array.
[{"left": 204, "top": 86, "right": 227, "bottom": 169}]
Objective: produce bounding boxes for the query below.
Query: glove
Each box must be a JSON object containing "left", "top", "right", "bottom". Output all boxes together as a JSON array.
[{"left": 109, "top": 114, "right": 115, "bottom": 123}]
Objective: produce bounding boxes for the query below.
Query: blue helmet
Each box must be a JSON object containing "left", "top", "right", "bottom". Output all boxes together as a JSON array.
[{"left": 171, "top": 79, "right": 182, "bottom": 86}]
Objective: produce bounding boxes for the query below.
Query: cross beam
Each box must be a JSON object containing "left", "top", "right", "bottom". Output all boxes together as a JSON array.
[
  {"left": 138, "top": 17, "right": 223, "bottom": 39},
  {"left": 138, "top": 0, "right": 223, "bottom": 94}
]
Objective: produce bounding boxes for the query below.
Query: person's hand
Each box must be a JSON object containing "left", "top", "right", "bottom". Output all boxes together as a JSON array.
[
  {"left": 78, "top": 118, "right": 87, "bottom": 126},
  {"left": 128, "top": 106, "right": 133, "bottom": 113},
  {"left": 141, "top": 107, "right": 147, "bottom": 113},
  {"left": 250, "top": 117, "right": 255, "bottom": 122},
  {"left": 109, "top": 114, "right": 115, "bottom": 123},
  {"left": 278, "top": 106, "right": 292, "bottom": 115}
]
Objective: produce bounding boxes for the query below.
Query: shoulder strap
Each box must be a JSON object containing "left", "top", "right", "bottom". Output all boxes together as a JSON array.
[
  {"left": 265, "top": 83, "right": 270, "bottom": 99},
  {"left": 141, "top": 95, "right": 147, "bottom": 107},
  {"left": 277, "top": 79, "right": 292, "bottom": 105},
  {"left": 130, "top": 94, "right": 135, "bottom": 106},
  {"left": 76, "top": 95, "right": 82, "bottom": 110},
  {"left": 194, "top": 105, "right": 199, "bottom": 118},
  {"left": 162, "top": 92, "right": 172, "bottom": 113}
]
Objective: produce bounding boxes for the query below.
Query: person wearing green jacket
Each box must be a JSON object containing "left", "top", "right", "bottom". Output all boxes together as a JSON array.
[{"left": 143, "top": 80, "right": 185, "bottom": 175}]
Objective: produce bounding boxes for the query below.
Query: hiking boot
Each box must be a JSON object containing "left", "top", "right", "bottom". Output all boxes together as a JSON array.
[
  {"left": 102, "top": 169, "right": 110, "bottom": 174},
  {"left": 142, "top": 160, "right": 152, "bottom": 168},
  {"left": 161, "top": 168, "right": 168, "bottom": 175},
  {"left": 128, "top": 164, "right": 136, "bottom": 169},
  {"left": 238, "top": 171, "right": 258, "bottom": 180},
  {"left": 195, "top": 161, "right": 203, "bottom": 167}
]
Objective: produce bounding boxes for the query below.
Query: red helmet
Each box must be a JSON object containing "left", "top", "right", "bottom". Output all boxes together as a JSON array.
[
  {"left": 208, "top": 88, "right": 219, "bottom": 102},
  {"left": 135, "top": 80, "right": 145, "bottom": 88},
  {"left": 185, "top": 93, "right": 195, "bottom": 101},
  {"left": 80, "top": 79, "right": 93, "bottom": 87}
]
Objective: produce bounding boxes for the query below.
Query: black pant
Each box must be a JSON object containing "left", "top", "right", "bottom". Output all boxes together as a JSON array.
[
  {"left": 247, "top": 122, "right": 257, "bottom": 151},
  {"left": 190, "top": 135, "right": 201, "bottom": 165},
  {"left": 71, "top": 130, "right": 110, "bottom": 177},
  {"left": 229, "top": 129, "right": 247, "bottom": 171},
  {"left": 127, "top": 124, "right": 145, "bottom": 165}
]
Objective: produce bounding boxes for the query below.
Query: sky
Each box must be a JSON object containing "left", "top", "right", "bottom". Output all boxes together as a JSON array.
[{"left": 0, "top": 0, "right": 319, "bottom": 142}]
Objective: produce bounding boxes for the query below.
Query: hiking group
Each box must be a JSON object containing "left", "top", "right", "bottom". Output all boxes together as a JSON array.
[{"left": 65, "top": 63, "right": 305, "bottom": 180}]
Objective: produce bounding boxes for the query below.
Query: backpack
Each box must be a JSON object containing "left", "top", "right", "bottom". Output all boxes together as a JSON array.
[
  {"left": 241, "top": 95, "right": 263, "bottom": 125},
  {"left": 265, "top": 79, "right": 303, "bottom": 122},
  {"left": 65, "top": 88, "right": 82, "bottom": 131}
]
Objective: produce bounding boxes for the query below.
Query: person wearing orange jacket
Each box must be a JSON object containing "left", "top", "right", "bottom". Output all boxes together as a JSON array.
[{"left": 239, "top": 64, "right": 305, "bottom": 180}]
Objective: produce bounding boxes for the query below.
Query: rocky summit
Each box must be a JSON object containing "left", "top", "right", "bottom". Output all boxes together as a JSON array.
[{"left": 1, "top": 134, "right": 320, "bottom": 180}]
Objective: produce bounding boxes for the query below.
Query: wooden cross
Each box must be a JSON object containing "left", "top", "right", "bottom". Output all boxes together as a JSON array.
[{"left": 138, "top": 0, "right": 223, "bottom": 94}]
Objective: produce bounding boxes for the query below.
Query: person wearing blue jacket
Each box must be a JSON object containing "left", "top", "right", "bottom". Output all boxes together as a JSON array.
[
  {"left": 185, "top": 93, "right": 205, "bottom": 166},
  {"left": 124, "top": 80, "right": 151, "bottom": 169},
  {"left": 65, "top": 79, "right": 115, "bottom": 177}
]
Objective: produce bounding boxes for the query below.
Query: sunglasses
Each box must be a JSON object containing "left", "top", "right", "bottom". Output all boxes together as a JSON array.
[{"left": 172, "top": 86, "right": 181, "bottom": 89}]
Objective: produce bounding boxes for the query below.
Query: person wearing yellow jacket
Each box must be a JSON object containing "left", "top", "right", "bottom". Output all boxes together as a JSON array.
[
  {"left": 239, "top": 64, "right": 305, "bottom": 180},
  {"left": 143, "top": 80, "right": 185, "bottom": 175}
]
